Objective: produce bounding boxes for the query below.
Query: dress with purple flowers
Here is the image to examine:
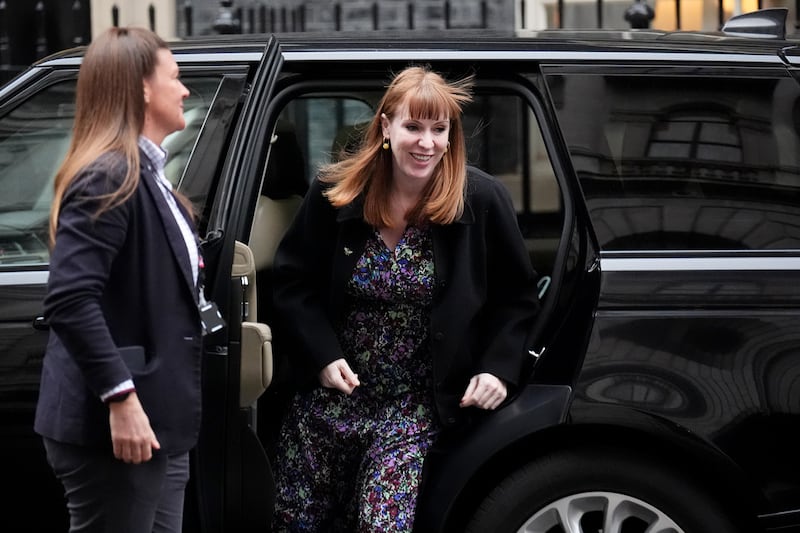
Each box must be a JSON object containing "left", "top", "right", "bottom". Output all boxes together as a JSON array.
[{"left": 272, "top": 225, "right": 440, "bottom": 533}]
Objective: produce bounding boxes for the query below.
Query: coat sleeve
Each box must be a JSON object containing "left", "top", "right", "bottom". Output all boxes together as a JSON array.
[
  {"left": 474, "top": 174, "right": 541, "bottom": 387},
  {"left": 272, "top": 179, "right": 345, "bottom": 379},
  {"left": 44, "top": 159, "right": 133, "bottom": 397}
]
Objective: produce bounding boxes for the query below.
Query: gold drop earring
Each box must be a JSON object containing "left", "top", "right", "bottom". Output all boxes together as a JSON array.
[{"left": 382, "top": 138, "right": 390, "bottom": 150}]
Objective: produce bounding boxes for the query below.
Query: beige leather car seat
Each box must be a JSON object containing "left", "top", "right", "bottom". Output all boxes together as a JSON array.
[{"left": 249, "top": 119, "right": 307, "bottom": 274}]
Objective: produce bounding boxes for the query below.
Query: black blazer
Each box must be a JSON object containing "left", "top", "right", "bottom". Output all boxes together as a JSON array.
[
  {"left": 273, "top": 167, "right": 541, "bottom": 427},
  {"left": 35, "top": 150, "right": 203, "bottom": 454}
]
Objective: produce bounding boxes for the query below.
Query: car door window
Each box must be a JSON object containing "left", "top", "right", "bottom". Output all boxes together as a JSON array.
[
  {"left": 0, "top": 75, "right": 225, "bottom": 268},
  {"left": 164, "top": 76, "right": 226, "bottom": 186},
  {"left": 545, "top": 69, "right": 800, "bottom": 251}
]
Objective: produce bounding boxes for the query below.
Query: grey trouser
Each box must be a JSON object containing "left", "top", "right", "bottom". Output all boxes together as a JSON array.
[{"left": 43, "top": 438, "right": 190, "bottom": 533}]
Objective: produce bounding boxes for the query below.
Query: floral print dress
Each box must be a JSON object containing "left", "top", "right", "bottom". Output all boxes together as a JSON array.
[{"left": 273, "top": 225, "right": 439, "bottom": 533}]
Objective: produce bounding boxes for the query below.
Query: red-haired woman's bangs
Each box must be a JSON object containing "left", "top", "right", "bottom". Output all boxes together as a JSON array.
[{"left": 404, "top": 80, "right": 462, "bottom": 122}]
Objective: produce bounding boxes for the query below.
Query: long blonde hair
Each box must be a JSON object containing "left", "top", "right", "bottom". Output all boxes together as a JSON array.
[
  {"left": 321, "top": 66, "right": 473, "bottom": 228},
  {"left": 49, "top": 27, "right": 166, "bottom": 245}
]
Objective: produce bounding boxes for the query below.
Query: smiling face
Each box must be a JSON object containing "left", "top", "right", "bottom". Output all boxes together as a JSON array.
[
  {"left": 381, "top": 101, "right": 450, "bottom": 187},
  {"left": 142, "top": 48, "right": 190, "bottom": 144}
]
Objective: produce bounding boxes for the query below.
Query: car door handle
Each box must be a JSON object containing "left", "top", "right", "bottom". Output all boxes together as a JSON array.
[
  {"left": 587, "top": 256, "right": 600, "bottom": 273},
  {"left": 32, "top": 316, "right": 49, "bottom": 331}
]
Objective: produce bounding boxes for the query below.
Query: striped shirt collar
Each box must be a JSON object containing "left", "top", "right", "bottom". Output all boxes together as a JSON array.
[{"left": 138, "top": 135, "right": 168, "bottom": 185}]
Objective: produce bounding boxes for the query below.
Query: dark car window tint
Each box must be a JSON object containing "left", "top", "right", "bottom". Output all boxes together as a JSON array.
[
  {"left": 463, "top": 93, "right": 562, "bottom": 277},
  {"left": 547, "top": 72, "right": 800, "bottom": 251},
  {"left": 0, "top": 76, "right": 222, "bottom": 268},
  {"left": 463, "top": 94, "right": 561, "bottom": 219}
]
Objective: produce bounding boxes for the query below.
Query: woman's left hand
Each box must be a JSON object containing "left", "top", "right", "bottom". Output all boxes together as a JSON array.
[{"left": 460, "top": 373, "right": 507, "bottom": 410}]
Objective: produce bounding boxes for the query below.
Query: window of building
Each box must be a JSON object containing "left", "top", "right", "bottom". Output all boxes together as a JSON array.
[{"left": 647, "top": 109, "right": 742, "bottom": 163}]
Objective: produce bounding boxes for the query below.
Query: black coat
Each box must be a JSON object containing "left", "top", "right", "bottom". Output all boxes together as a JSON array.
[
  {"left": 272, "top": 166, "right": 541, "bottom": 427},
  {"left": 35, "top": 150, "right": 203, "bottom": 454}
]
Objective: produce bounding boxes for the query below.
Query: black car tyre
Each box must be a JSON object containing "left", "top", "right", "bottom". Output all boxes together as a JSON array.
[{"left": 465, "top": 446, "right": 746, "bottom": 533}]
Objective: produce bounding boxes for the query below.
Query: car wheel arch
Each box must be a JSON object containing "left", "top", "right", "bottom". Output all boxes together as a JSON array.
[{"left": 424, "top": 402, "right": 764, "bottom": 532}]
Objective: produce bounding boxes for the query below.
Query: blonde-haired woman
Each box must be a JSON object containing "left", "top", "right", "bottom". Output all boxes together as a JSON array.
[
  {"left": 272, "top": 65, "right": 540, "bottom": 531},
  {"left": 35, "top": 27, "right": 203, "bottom": 533}
]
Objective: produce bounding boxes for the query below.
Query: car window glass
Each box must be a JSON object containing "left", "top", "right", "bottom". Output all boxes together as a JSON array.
[
  {"left": 547, "top": 72, "right": 800, "bottom": 251},
  {"left": 0, "top": 76, "right": 223, "bottom": 268},
  {"left": 164, "top": 77, "right": 225, "bottom": 187},
  {"left": 259, "top": 89, "right": 562, "bottom": 276},
  {"left": 0, "top": 81, "right": 73, "bottom": 267}
]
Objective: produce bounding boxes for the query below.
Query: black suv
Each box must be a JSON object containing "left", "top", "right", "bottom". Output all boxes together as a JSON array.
[{"left": 2, "top": 9, "right": 800, "bottom": 533}]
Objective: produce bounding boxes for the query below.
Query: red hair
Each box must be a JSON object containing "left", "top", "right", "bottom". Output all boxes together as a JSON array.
[{"left": 321, "top": 66, "right": 473, "bottom": 228}]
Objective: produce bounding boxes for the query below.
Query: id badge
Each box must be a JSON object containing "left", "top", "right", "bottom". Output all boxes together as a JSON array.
[{"left": 199, "top": 301, "right": 225, "bottom": 335}]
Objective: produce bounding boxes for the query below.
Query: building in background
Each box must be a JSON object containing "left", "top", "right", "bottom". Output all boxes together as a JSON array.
[
  {"left": 180, "top": 0, "right": 512, "bottom": 34},
  {"left": 0, "top": 1, "right": 90, "bottom": 82},
  {"left": 181, "top": 0, "right": 796, "bottom": 34},
  {"left": 92, "top": 0, "right": 176, "bottom": 39}
]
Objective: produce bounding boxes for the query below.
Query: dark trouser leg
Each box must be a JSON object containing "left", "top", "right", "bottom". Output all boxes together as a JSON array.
[
  {"left": 153, "top": 452, "right": 190, "bottom": 533},
  {"left": 43, "top": 437, "right": 187, "bottom": 533}
]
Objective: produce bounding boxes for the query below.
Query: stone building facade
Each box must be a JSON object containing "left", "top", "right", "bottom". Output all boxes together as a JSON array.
[{"left": 180, "top": 0, "right": 515, "bottom": 36}]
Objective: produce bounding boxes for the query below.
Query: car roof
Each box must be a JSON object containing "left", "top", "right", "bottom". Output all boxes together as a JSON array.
[{"left": 32, "top": 28, "right": 800, "bottom": 68}]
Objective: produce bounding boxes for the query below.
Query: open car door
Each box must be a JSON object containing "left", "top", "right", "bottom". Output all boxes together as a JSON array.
[{"left": 191, "top": 36, "right": 283, "bottom": 533}]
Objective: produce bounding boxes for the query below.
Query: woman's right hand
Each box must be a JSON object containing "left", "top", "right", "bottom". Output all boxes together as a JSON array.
[
  {"left": 108, "top": 391, "right": 161, "bottom": 464},
  {"left": 319, "top": 358, "right": 360, "bottom": 395}
]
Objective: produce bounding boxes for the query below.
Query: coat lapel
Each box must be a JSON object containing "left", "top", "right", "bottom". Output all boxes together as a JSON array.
[{"left": 139, "top": 161, "right": 198, "bottom": 304}]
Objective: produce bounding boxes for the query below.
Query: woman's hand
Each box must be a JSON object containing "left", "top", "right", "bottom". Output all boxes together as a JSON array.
[
  {"left": 108, "top": 391, "right": 161, "bottom": 463},
  {"left": 319, "top": 358, "right": 360, "bottom": 395},
  {"left": 460, "top": 373, "right": 507, "bottom": 410}
]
